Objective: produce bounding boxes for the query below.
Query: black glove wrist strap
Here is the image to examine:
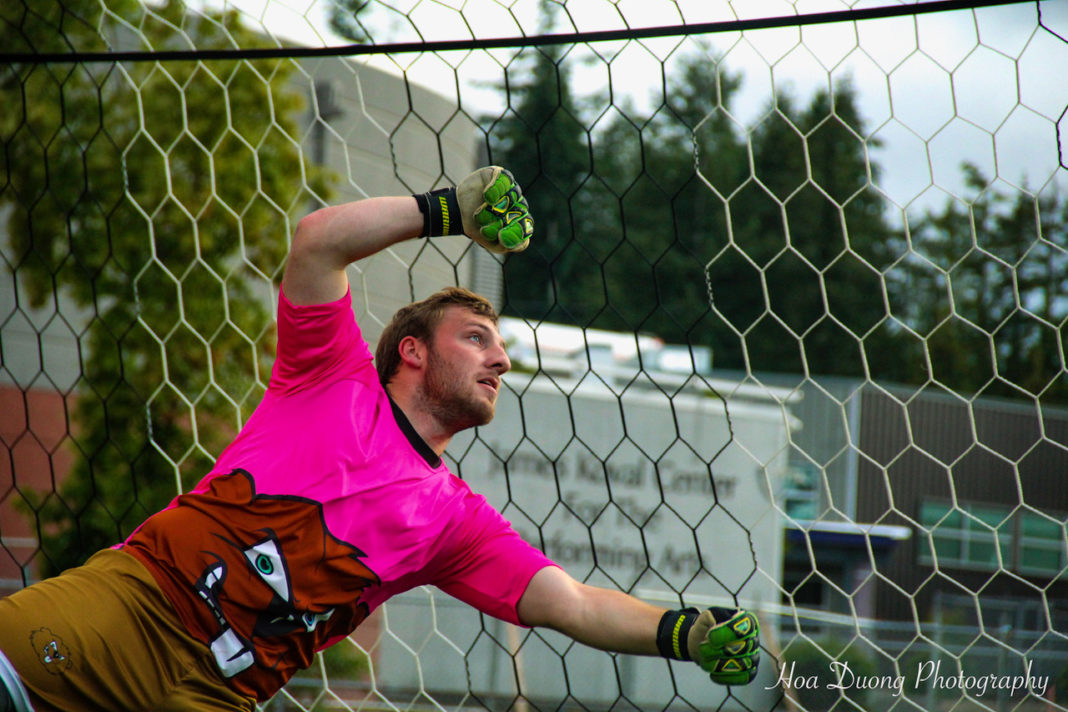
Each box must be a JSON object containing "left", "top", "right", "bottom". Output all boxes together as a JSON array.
[
  {"left": 413, "top": 187, "right": 463, "bottom": 237},
  {"left": 656, "top": 607, "right": 699, "bottom": 661}
]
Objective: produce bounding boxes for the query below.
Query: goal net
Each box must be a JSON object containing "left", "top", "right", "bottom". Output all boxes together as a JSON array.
[{"left": 1, "top": 1, "right": 1067, "bottom": 711}]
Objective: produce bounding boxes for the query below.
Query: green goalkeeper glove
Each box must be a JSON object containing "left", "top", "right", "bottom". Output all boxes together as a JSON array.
[
  {"left": 455, "top": 166, "right": 533, "bottom": 253},
  {"left": 657, "top": 606, "right": 760, "bottom": 686},
  {"left": 692, "top": 607, "right": 760, "bottom": 685}
]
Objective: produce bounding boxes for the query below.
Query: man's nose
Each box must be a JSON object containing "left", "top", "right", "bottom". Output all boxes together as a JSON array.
[{"left": 490, "top": 343, "right": 511, "bottom": 374}]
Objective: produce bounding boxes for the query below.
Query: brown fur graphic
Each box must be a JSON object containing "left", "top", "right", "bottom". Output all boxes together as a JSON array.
[
  {"left": 180, "top": 469, "right": 379, "bottom": 695},
  {"left": 30, "top": 627, "right": 72, "bottom": 675}
]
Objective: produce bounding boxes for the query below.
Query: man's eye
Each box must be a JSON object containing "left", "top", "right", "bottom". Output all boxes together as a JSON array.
[{"left": 469, "top": 333, "right": 483, "bottom": 344}]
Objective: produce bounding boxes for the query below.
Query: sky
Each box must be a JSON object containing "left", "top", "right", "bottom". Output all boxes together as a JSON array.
[{"left": 192, "top": 0, "right": 1068, "bottom": 211}]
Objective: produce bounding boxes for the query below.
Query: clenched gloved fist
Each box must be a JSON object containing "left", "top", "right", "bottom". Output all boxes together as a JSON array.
[
  {"left": 455, "top": 166, "right": 533, "bottom": 253},
  {"left": 689, "top": 607, "right": 761, "bottom": 685}
]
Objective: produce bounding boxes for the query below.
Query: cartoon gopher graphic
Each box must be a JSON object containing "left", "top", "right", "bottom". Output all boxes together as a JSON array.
[
  {"left": 171, "top": 469, "right": 379, "bottom": 693},
  {"left": 29, "top": 628, "right": 72, "bottom": 675}
]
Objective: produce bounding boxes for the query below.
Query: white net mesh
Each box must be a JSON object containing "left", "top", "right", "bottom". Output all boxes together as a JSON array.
[{"left": 2, "top": 1, "right": 1067, "bottom": 711}]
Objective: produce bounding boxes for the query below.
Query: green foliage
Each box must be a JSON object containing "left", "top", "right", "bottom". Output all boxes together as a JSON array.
[
  {"left": 327, "top": 0, "right": 371, "bottom": 43},
  {"left": 894, "top": 166, "right": 1068, "bottom": 401},
  {"left": 484, "top": 12, "right": 1065, "bottom": 399},
  {"left": 485, "top": 32, "right": 750, "bottom": 340},
  {"left": 486, "top": 28, "right": 906, "bottom": 371},
  {"left": 485, "top": 2, "right": 592, "bottom": 324},
  {"left": 320, "top": 641, "right": 371, "bottom": 679},
  {"left": 581, "top": 54, "right": 750, "bottom": 344},
  {"left": 1, "top": 0, "right": 328, "bottom": 574},
  {"left": 725, "top": 84, "right": 909, "bottom": 381},
  {"left": 327, "top": 0, "right": 412, "bottom": 45}
]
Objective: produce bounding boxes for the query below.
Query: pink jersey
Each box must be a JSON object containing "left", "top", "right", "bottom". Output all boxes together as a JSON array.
[{"left": 123, "top": 288, "right": 554, "bottom": 701}]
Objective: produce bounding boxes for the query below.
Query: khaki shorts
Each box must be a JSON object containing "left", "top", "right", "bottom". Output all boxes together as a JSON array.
[{"left": 0, "top": 549, "right": 255, "bottom": 712}]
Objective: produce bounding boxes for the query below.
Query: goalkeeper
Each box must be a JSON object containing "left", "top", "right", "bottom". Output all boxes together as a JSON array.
[{"left": 0, "top": 167, "right": 758, "bottom": 712}]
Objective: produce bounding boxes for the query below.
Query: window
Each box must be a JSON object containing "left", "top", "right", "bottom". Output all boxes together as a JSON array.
[
  {"left": 919, "top": 500, "right": 1067, "bottom": 577},
  {"left": 781, "top": 463, "right": 821, "bottom": 520},
  {"left": 1019, "top": 513, "right": 1066, "bottom": 575}
]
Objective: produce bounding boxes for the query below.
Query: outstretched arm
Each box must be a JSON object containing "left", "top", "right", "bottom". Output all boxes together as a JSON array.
[
  {"left": 517, "top": 565, "right": 664, "bottom": 655},
  {"left": 517, "top": 565, "right": 761, "bottom": 685},
  {"left": 282, "top": 196, "right": 422, "bottom": 306}
]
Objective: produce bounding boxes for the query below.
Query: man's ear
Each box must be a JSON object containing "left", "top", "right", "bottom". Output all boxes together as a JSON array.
[{"left": 398, "top": 335, "right": 427, "bottom": 369}]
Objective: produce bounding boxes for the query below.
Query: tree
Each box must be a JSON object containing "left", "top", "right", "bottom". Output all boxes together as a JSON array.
[
  {"left": 326, "top": 0, "right": 437, "bottom": 46},
  {"left": 895, "top": 166, "right": 1068, "bottom": 400},
  {"left": 485, "top": 29, "right": 910, "bottom": 383},
  {"left": 1, "top": 0, "right": 327, "bottom": 573},
  {"left": 581, "top": 51, "right": 751, "bottom": 344},
  {"left": 485, "top": 35, "right": 751, "bottom": 342},
  {"left": 483, "top": 1, "right": 592, "bottom": 323},
  {"left": 327, "top": 0, "right": 372, "bottom": 43},
  {"left": 714, "top": 82, "right": 910, "bottom": 380}
]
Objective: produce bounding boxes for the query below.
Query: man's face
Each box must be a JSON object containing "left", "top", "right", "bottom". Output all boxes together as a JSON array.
[{"left": 420, "top": 305, "right": 510, "bottom": 432}]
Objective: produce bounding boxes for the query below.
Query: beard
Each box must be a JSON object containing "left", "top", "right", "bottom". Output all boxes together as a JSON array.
[{"left": 419, "top": 348, "right": 496, "bottom": 432}]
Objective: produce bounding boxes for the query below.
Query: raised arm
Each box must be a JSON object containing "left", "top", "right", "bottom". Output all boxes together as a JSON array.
[
  {"left": 517, "top": 565, "right": 762, "bottom": 685},
  {"left": 281, "top": 167, "right": 534, "bottom": 307},
  {"left": 282, "top": 196, "right": 422, "bottom": 306}
]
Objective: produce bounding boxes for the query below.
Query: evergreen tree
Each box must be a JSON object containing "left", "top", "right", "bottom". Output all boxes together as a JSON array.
[
  {"left": 717, "top": 82, "right": 909, "bottom": 379},
  {"left": 483, "top": 2, "right": 591, "bottom": 322},
  {"left": 327, "top": 0, "right": 410, "bottom": 45},
  {"left": 327, "top": 0, "right": 372, "bottom": 43},
  {"left": 583, "top": 53, "right": 750, "bottom": 345},
  {"left": 485, "top": 32, "right": 909, "bottom": 381},
  {"left": 898, "top": 166, "right": 1068, "bottom": 400},
  {"left": 1, "top": 0, "right": 327, "bottom": 573}
]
